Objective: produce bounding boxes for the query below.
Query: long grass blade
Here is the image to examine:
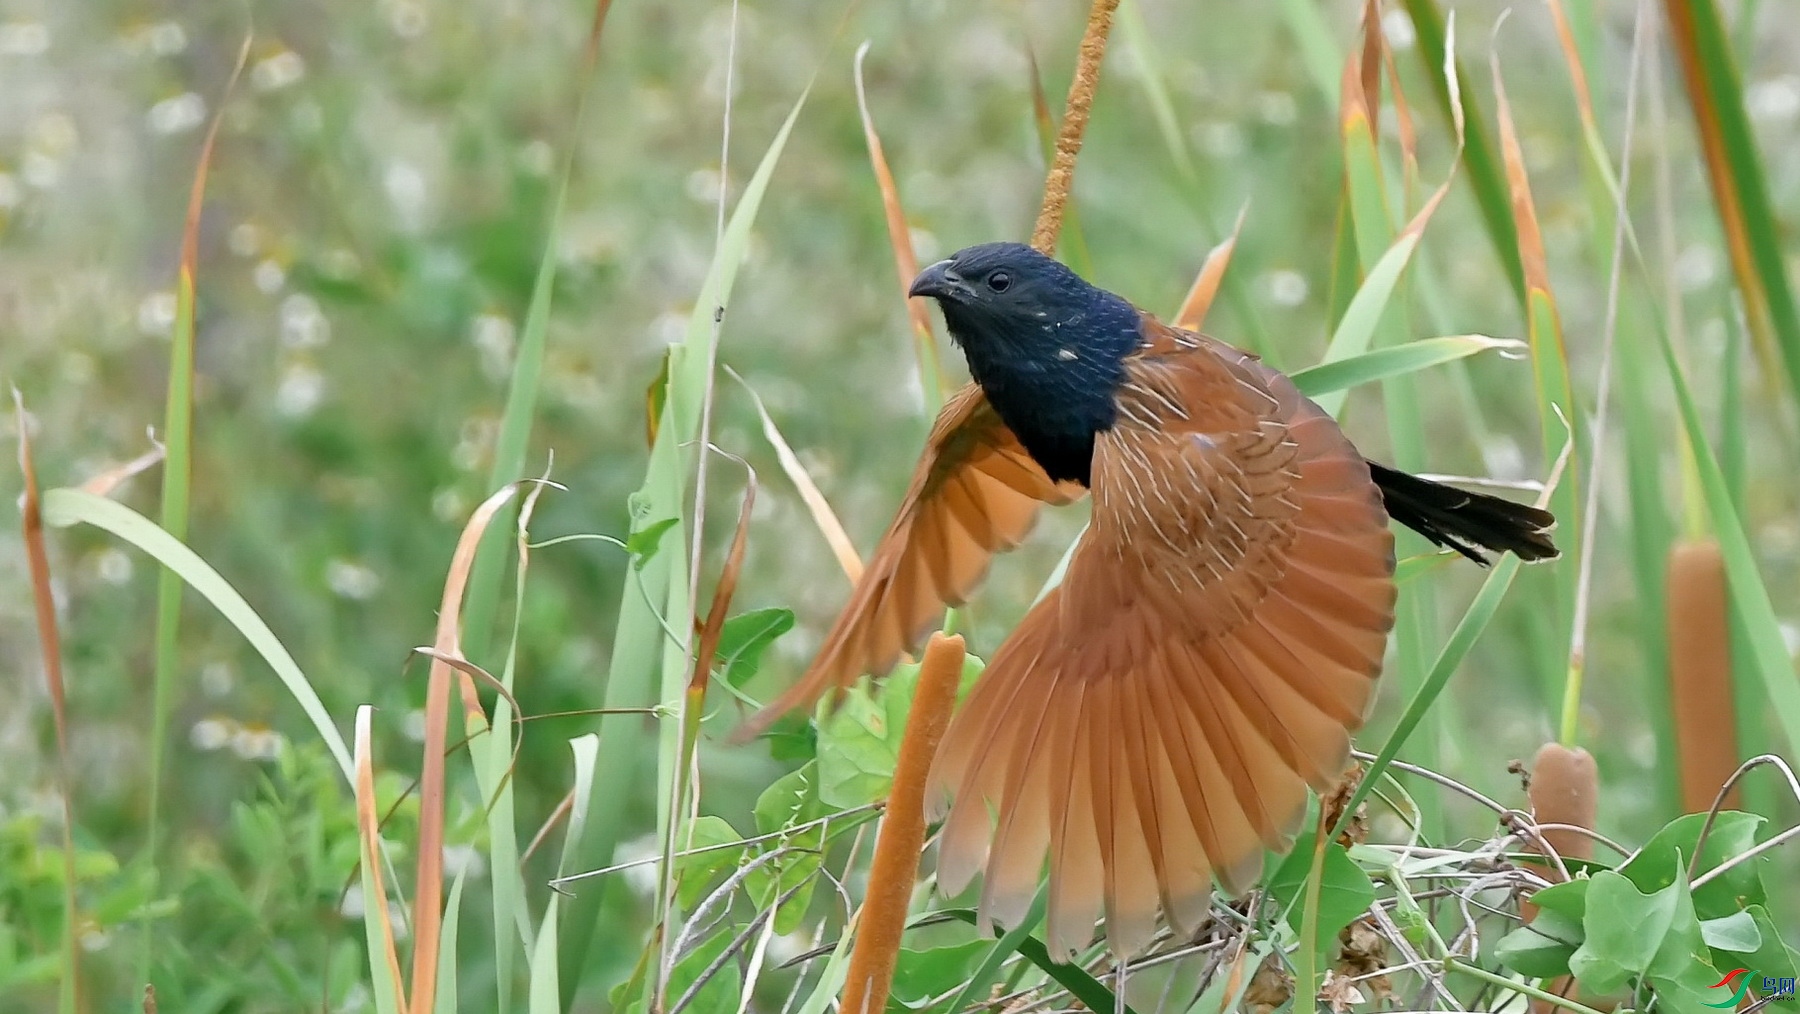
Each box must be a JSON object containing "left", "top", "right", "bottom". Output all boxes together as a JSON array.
[
  {"left": 1287, "top": 335, "right": 1525, "bottom": 395},
  {"left": 40, "top": 489, "right": 354, "bottom": 776},
  {"left": 853, "top": 41, "right": 945, "bottom": 410},
  {"left": 1311, "top": 181, "right": 1452, "bottom": 418},
  {"left": 147, "top": 35, "right": 248, "bottom": 928},
  {"left": 434, "top": 857, "right": 473, "bottom": 1014},
  {"left": 1396, "top": 0, "right": 1525, "bottom": 304},
  {"left": 531, "top": 734, "right": 601, "bottom": 1014},
  {"left": 1492, "top": 50, "right": 1583, "bottom": 715},
  {"left": 558, "top": 85, "right": 811, "bottom": 1003},
  {"left": 1662, "top": 0, "right": 1800, "bottom": 402},
  {"left": 461, "top": 0, "right": 615, "bottom": 666},
  {"left": 731, "top": 368, "right": 863, "bottom": 583}
]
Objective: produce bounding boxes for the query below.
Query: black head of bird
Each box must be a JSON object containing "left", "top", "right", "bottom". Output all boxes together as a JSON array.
[{"left": 909, "top": 242, "right": 1142, "bottom": 485}]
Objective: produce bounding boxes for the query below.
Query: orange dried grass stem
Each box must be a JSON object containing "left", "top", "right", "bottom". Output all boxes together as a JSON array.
[
  {"left": 16, "top": 396, "right": 81, "bottom": 1006},
  {"left": 1030, "top": 0, "right": 1122, "bottom": 255},
  {"left": 840, "top": 633, "right": 966, "bottom": 1014},
  {"left": 1666, "top": 538, "right": 1740, "bottom": 813}
]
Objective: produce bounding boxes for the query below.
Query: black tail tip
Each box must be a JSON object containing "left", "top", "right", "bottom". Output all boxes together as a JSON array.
[{"left": 1367, "top": 462, "right": 1560, "bottom": 566}]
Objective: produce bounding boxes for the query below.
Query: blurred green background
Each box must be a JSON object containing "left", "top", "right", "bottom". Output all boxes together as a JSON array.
[{"left": 3, "top": 0, "right": 1798, "bottom": 1009}]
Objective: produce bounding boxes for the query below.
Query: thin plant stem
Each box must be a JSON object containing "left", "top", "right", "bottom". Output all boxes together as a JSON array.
[{"left": 1031, "top": 0, "right": 1122, "bottom": 254}]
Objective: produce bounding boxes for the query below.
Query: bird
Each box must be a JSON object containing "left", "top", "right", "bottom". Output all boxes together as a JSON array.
[{"left": 738, "top": 241, "right": 1557, "bottom": 959}]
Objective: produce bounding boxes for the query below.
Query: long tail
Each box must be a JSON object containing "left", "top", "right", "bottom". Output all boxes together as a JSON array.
[{"left": 1367, "top": 461, "right": 1559, "bottom": 565}]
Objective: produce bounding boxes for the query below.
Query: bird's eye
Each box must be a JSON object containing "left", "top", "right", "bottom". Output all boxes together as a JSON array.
[{"left": 987, "top": 270, "right": 1012, "bottom": 293}]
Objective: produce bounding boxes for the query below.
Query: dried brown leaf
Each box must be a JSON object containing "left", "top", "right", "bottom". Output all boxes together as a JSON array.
[
  {"left": 1173, "top": 203, "right": 1248, "bottom": 333},
  {"left": 731, "top": 368, "right": 863, "bottom": 583},
  {"left": 353, "top": 706, "right": 407, "bottom": 1013},
  {"left": 1490, "top": 58, "right": 1551, "bottom": 293}
]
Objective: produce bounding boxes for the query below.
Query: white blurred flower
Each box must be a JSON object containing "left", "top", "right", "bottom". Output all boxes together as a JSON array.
[
  {"left": 22, "top": 151, "right": 60, "bottom": 188},
  {"left": 1483, "top": 434, "right": 1527, "bottom": 481},
  {"left": 275, "top": 363, "right": 326, "bottom": 417},
  {"left": 78, "top": 925, "right": 111, "bottom": 952},
  {"left": 0, "top": 21, "right": 48, "bottom": 55},
  {"left": 650, "top": 309, "right": 687, "bottom": 348},
  {"left": 1675, "top": 244, "right": 1719, "bottom": 292},
  {"left": 431, "top": 487, "right": 468, "bottom": 522},
  {"left": 403, "top": 708, "right": 427, "bottom": 742},
  {"left": 339, "top": 888, "right": 406, "bottom": 932},
  {"left": 1382, "top": 9, "right": 1416, "bottom": 50},
  {"left": 1196, "top": 121, "right": 1245, "bottom": 158},
  {"left": 229, "top": 221, "right": 264, "bottom": 256},
  {"left": 442, "top": 844, "right": 487, "bottom": 880},
  {"left": 616, "top": 834, "right": 661, "bottom": 897},
  {"left": 451, "top": 417, "right": 496, "bottom": 472},
  {"left": 93, "top": 548, "right": 133, "bottom": 586},
  {"left": 148, "top": 93, "right": 207, "bottom": 135},
  {"left": 230, "top": 724, "right": 285, "bottom": 761},
  {"left": 251, "top": 49, "right": 306, "bottom": 91},
  {"left": 321, "top": 248, "right": 361, "bottom": 279},
  {"left": 1260, "top": 269, "right": 1309, "bottom": 308},
  {"left": 279, "top": 293, "right": 329, "bottom": 347},
  {"left": 137, "top": 291, "right": 177, "bottom": 337},
  {"left": 254, "top": 259, "right": 286, "bottom": 294},
  {"left": 472, "top": 313, "right": 516, "bottom": 379},
  {"left": 1748, "top": 75, "right": 1800, "bottom": 123},
  {"left": 1256, "top": 91, "right": 1297, "bottom": 126},
  {"left": 386, "top": 0, "right": 427, "bottom": 39},
  {"left": 685, "top": 167, "right": 724, "bottom": 204},
  {"left": 146, "top": 21, "right": 186, "bottom": 56},
  {"left": 383, "top": 161, "right": 427, "bottom": 230},
  {"left": 201, "top": 661, "right": 236, "bottom": 697},
  {"left": 325, "top": 558, "right": 381, "bottom": 601},
  {"left": 190, "top": 717, "right": 234, "bottom": 751}
]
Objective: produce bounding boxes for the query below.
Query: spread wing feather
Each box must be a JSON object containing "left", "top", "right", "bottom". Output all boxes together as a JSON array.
[
  {"left": 927, "top": 318, "right": 1397, "bottom": 957},
  {"left": 736, "top": 382, "right": 1081, "bottom": 740}
]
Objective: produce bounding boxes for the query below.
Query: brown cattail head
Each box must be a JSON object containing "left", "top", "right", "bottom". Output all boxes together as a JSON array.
[
  {"left": 1524, "top": 742, "right": 1600, "bottom": 1014},
  {"left": 1528, "top": 741, "right": 1599, "bottom": 865},
  {"left": 1666, "top": 538, "right": 1741, "bottom": 813},
  {"left": 840, "top": 633, "right": 966, "bottom": 1014}
]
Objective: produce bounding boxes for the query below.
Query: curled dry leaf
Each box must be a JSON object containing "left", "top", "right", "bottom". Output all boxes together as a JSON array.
[
  {"left": 79, "top": 437, "right": 167, "bottom": 498},
  {"left": 1244, "top": 952, "right": 1295, "bottom": 1014}
]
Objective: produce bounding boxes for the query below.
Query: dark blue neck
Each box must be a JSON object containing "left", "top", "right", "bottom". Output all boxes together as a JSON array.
[{"left": 942, "top": 293, "right": 1141, "bottom": 486}]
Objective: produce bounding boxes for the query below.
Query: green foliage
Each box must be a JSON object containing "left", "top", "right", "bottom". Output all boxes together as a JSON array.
[
  {"left": 1266, "top": 834, "right": 1376, "bottom": 972},
  {"left": 814, "top": 654, "right": 983, "bottom": 810},
  {"left": 1496, "top": 810, "right": 1799, "bottom": 1009},
  {"left": 7, "top": 0, "right": 1800, "bottom": 1009}
]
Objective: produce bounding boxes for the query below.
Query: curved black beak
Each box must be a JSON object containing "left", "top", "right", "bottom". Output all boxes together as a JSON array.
[{"left": 909, "top": 259, "right": 966, "bottom": 300}]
